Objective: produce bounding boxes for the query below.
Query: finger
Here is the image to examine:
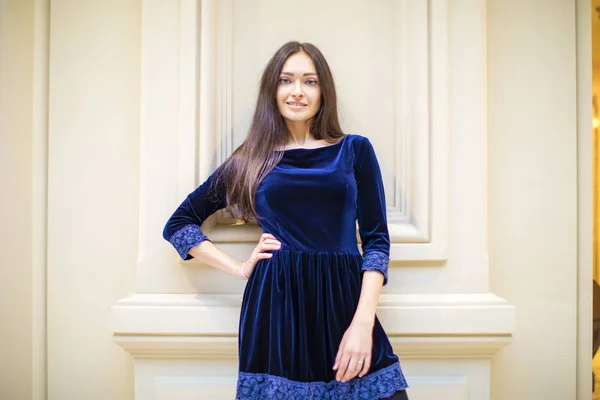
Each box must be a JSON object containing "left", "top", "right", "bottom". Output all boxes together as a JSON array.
[
  {"left": 343, "top": 369, "right": 358, "bottom": 383},
  {"left": 358, "top": 354, "right": 371, "bottom": 378},
  {"left": 333, "top": 350, "right": 341, "bottom": 370},
  {"left": 261, "top": 233, "right": 277, "bottom": 241},
  {"left": 335, "top": 354, "right": 345, "bottom": 380},
  {"left": 258, "top": 239, "right": 281, "bottom": 247},
  {"left": 335, "top": 354, "right": 350, "bottom": 381},
  {"left": 342, "top": 357, "right": 360, "bottom": 382},
  {"left": 343, "top": 359, "right": 359, "bottom": 382},
  {"left": 260, "top": 243, "right": 282, "bottom": 252},
  {"left": 333, "top": 338, "right": 346, "bottom": 370},
  {"left": 255, "top": 253, "right": 273, "bottom": 260},
  {"left": 260, "top": 240, "right": 281, "bottom": 248},
  {"left": 262, "top": 239, "right": 282, "bottom": 246}
]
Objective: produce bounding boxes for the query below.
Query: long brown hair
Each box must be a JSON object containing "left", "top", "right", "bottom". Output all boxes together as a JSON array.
[{"left": 215, "top": 41, "right": 345, "bottom": 221}]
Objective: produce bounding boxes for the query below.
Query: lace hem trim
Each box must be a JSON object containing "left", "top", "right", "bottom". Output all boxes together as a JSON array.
[
  {"left": 236, "top": 361, "right": 407, "bottom": 400},
  {"left": 168, "top": 224, "right": 209, "bottom": 260},
  {"left": 362, "top": 251, "right": 389, "bottom": 285}
]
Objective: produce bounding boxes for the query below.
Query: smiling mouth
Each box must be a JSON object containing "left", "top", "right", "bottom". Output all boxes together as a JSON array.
[{"left": 286, "top": 102, "right": 307, "bottom": 107}]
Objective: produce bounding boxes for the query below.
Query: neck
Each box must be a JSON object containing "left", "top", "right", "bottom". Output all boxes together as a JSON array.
[{"left": 285, "top": 121, "right": 312, "bottom": 146}]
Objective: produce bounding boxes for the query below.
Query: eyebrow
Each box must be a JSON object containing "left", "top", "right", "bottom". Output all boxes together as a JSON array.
[{"left": 281, "top": 72, "right": 318, "bottom": 77}]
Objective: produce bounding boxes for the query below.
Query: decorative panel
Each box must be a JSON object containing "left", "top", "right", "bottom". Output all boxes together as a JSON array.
[{"left": 185, "top": 0, "right": 450, "bottom": 261}]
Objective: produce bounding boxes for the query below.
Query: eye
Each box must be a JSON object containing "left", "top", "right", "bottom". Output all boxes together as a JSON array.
[
  {"left": 305, "top": 79, "right": 318, "bottom": 86},
  {"left": 279, "top": 77, "right": 291, "bottom": 85}
]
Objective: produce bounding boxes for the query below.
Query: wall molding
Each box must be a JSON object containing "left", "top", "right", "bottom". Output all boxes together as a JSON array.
[
  {"left": 114, "top": 334, "right": 511, "bottom": 360},
  {"left": 174, "top": 0, "right": 451, "bottom": 262},
  {"left": 112, "top": 292, "right": 514, "bottom": 359}
]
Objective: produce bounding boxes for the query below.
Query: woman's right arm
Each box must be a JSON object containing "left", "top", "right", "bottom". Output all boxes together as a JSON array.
[
  {"left": 163, "top": 167, "right": 280, "bottom": 279},
  {"left": 188, "top": 240, "right": 247, "bottom": 279},
  {"left": 188, "top": 234, "right": 280, "bottom": 279},
  {"left": 162, "top": 167, "right": 226, "bottom": 259}
]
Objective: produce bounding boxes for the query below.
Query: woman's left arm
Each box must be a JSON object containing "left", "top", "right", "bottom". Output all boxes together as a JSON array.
[
  {"left": 334, "top": 136, "right": 390, "bottom": 382},
  {"left": 333, "top": 271, "right": 384, "bottom": 381}
]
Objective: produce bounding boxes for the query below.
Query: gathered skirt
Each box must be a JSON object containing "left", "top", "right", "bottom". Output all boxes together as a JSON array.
[{"left": 235, "top": 248, "right": 408, "bottom": 400}]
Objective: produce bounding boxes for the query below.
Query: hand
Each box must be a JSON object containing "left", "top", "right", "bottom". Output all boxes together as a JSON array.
[
  {"left": 242, "top": 233, "right": 281, "bottom": 279},
  {"left": 332, "top": 321, "right": 373, "bottom": 382}
]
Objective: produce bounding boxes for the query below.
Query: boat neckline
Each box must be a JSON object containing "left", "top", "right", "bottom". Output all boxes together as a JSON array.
[{"left": 276, "top": 135, "right": 348, "bottom": 153}]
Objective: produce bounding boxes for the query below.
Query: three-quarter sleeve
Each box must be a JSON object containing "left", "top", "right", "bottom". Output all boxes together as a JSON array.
[
  {"left": 162, "top": 166, "right": 227, "bottom": 260},
  {"left": 354, "top": 136, "right": 391, "bottom": 285}
]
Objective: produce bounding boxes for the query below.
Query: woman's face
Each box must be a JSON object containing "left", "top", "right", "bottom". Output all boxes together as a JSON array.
[{"left": 276, "top": 52, "right": 322, "bottom": 125}]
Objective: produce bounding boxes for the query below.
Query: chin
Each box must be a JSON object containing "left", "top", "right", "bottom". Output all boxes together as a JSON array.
[
  {"left": 283, "top": 115, "right": 311, "bottom": 123},
  {"left": 281, "top": 111, "right": 318, "bottom": 123}
]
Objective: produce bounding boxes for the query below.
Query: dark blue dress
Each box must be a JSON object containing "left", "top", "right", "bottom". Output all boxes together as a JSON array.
[{"left": 163, "top": 134, "right": 408, "bottom": 399}]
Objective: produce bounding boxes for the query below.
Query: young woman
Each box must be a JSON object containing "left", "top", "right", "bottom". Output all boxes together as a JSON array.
[{"left": 163, "top": 41, "right": 409, "bottom": 400}]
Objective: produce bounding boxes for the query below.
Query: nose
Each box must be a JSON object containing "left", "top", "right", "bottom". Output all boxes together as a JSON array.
[{"left": 291, "top": 81, "right": 304, "bottom": 98}]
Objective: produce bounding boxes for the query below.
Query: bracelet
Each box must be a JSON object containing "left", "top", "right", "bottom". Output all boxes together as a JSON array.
[{"left": 241, "top": 261, "right": 250, "bottom": 280}]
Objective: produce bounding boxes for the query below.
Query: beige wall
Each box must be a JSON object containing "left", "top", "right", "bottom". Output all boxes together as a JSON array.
[
  {"left": 0, "top": 1, "right": 35, "bottom": 399},
  {"left": 0, "top": 0, "right": 140, "bottom": 399},
  {"left": 0, "top": 0, "right": 587, "bottom": 398},
  {"left": 488, "top": 0, "right": 578, "bottom": 399},
  {"left": 45, "top": 0, "right": 140, "bottom": 399},
  {"left": 1, "top": 0, "right": 140, "bottom": 399}
]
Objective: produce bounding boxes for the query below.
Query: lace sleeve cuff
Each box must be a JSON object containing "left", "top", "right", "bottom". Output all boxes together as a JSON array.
[
  {"left": 362, "top": 251, "right": 389, "bottom": 285},
  {"left": 168, "top": 224, "right": 210, "bottom": 260}
]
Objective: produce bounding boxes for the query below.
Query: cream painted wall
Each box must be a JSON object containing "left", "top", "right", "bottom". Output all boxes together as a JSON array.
[
  {"left": 0, "top": 1, "right": 35, "bottom": 399},
  {"left": 487, "top": 0, "right": 578, "bottom": 399},
  {"left": 0, "top": 0, "right": 586, "bottom": 399},
  {"left": 46, "top": 0, "right": 139, "bottom": 399}
]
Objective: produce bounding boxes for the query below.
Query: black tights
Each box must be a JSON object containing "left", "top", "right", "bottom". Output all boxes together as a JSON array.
[{"left": 382, "top": 390, "right": 409, "bottom": 400}]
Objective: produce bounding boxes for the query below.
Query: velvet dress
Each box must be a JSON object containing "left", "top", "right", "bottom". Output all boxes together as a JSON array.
[{"left": 163, "top": 134, "right": 408, "bottom": 399}]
